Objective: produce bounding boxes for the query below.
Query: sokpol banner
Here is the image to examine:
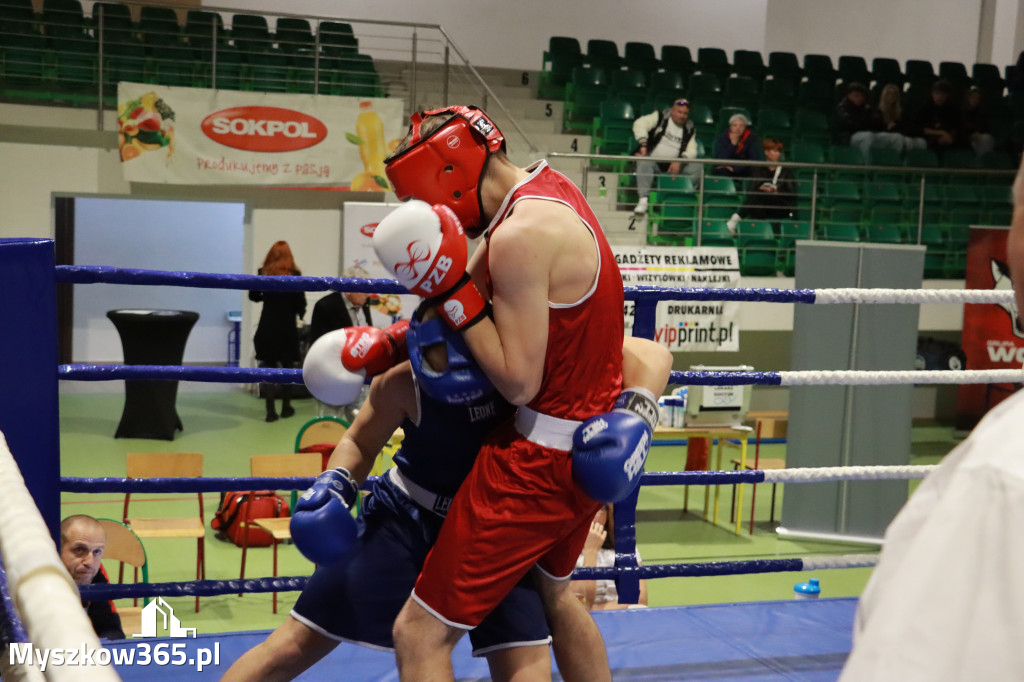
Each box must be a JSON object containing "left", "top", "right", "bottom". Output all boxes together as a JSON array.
[
  {"left": 613, "top": 245, "right": 741, "bottom": 351},
  {"left": 116, "top": 82, "right": 404, "bottom": 187}
]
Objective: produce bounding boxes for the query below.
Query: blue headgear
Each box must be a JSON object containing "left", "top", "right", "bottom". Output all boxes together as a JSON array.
[{"left": 407, "top": 303, "right": 495, "bottom": 406}]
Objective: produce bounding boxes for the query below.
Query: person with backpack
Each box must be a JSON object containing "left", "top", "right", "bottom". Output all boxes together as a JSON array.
[{"left": 631, "top": 98, "right": 702, "bottom": 215}]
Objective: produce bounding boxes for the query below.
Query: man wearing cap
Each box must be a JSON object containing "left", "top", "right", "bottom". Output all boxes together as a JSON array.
[
  {"left": 834, "top": 82, "right": 886, "bottom": 160},
  {"left": 631, "top": 98, "right": 701, "bottom": 215}
]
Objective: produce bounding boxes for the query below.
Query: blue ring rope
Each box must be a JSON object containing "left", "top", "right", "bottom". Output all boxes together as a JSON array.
[
  {"left": 60, "top": 469, "right": 766, "bottom": 493},
  {"left": 55, "top": 266, "right": 820, "bottom": 303},
  {"left": 0, "top": 556, "right": 29, "bottom": 645},
  {"left": 57, "top": 364, "right": 783, "bottom": 387},
  {"left": 78, "top": 556, "right": 819, "bottom": 601}
]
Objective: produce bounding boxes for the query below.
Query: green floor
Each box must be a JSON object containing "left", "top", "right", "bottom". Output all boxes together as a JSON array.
[{"left": 56, "top": 387, "right": 955, "bottom": 636}]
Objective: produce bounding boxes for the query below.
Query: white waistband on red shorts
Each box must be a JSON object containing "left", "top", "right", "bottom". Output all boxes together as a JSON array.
[
  {"left": 387, "top": 467, "right": 452, "bottom": 517},
  {"left": 514, "top": 407, "right": 582, "bottom": 451}
]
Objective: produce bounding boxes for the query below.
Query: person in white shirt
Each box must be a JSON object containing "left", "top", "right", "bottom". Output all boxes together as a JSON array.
[
  {"left": 840, "top": 155, "right": 1024, "bottom": 681},
  {"left": 632, "top": 99, "right": 701, "bottom": 215}
]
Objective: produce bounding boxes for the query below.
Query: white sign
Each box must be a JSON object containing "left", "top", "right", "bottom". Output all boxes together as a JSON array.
[
  {"left": 117, "top": 83, "right": 404, "bottom": 187},
  {"left": 614, "top": 245, "right": 741, "bottom": 352},
  {"left": 342, "top": 202, "right": 419, "bottom": 324}
]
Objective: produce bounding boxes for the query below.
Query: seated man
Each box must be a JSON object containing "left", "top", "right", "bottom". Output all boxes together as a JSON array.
[
  {"left": 631, "top": 98, "right": 701, "bottom": 215},
  {"left": 60, "top": 514, "right": 124, "bottom": 640},
  {"left": 833, "top": 82, "right": 882, "bottom": 160}
]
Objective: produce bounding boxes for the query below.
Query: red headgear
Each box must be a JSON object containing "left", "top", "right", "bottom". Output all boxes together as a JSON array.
[{"left": 384, "top": 105, "right": 505, "bottom": 238}]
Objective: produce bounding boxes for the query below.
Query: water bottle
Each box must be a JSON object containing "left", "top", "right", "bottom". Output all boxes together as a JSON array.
[{"left": 793, "top": 577, "right": 820, "bottom": 599}]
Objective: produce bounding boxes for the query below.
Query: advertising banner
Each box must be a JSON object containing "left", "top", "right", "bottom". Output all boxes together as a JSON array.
[
  {"left": 956, "top": 225, "right": 1021, "bottom": 429},
  {"left": 117, "top": 82, "right": 404, "bottom": 187},
  {"left": 613, "top": 245, "right": 741, "bottom": 351},
  {"left": 342, "top": 202, "right": 418, "bottom": 325}
]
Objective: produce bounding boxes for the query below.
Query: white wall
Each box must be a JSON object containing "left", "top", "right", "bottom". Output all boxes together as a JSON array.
[
  {"left": 208, "top": 0, "right": 770, "bottom": 72},
  {"left": 764, "top": 0, "right": 985, "bottom": 67}
]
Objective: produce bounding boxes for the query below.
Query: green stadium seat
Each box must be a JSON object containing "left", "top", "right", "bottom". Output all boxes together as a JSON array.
[
  {"left": 829, "top": 145, "right": 867, "bottom": 165},
  {"left": 768, "top": 51, "right": 800, "bottom": 81},
  {"left": 610, "top": 68, "right": 647, "bottom": 113},
  {"left": 760, "top": 77, "right": 796, "bottom": 112},
  {"left": 688, "top": 102, "right": 716, "bottom": 131},
  {"left": 757, "top": 107, "right": 792, "bottom": 146},
  {"left": 150, "top": 42, "right": 198, "bottom": 87},
  {"left": 655, "top": 202, "right": 697, "bottom": 241},
  {"left": 42, "top": 0, "right": 86, "bottom": 39},
  {"left": 276, "top": 17, "right": 314, "bottom": 54},
  {"left": 703, "top": 204, "right": 738, "bottom": 221},
  {"left": 871, "top": 57, "right": 904, "bottom": 86},
  {"left": 138, "top": 6, "right": 180, "bottom": 46},
  {"left": 736, "top": 221, "right": 778, "bottom": 276},
  {"left": 904, "top": 59, "right": 935, "bottom": 86},
  {"left": 837, "top": 56, "right": 871, "bottom": 85},
  {"left": 904, "top": 148, "right": 939, "bottom": 169},
  {"left": 183, "top": 10, "right": 226, "bottom": 51},
  {"left": 723, "top": 75, "right": 759, "bottom": 109},
  {"left": 91, "top": 2, "right": 134, "bottom": 44},
  {"left": 247, "top": 50, "right": 291, "bottom": 92},
  {"left": 920, "top": 224, "right": 950, "bottom": 278},
  {"left": 230, "top": 13, "right": 273, "bottom": 56},
  {"left": 733, "top": 50, "right": 766, "bottom": 80},
  {"left": 803, "top": 54, "right": 836, "bottom": 83},
  {"left": 797, "top": 78, "right": 835, "bottom": 114},
  {"left": 648, "top": 71, "right": 686, "bottom": 109},
  {"left": 653, "top": 175, "right": 696, "bottom": 205},
  {"left": 0, "top": 0, "right": 37, "bottom": 27},
  {"left": 660, "top": 44, "right": 695, "bottom": 77},
  {"left": 972, "top": 63, "right": 1004, "bottom": 94},
  {"left": 689, "top": 73, "right": 722, "bottom": 110},
  {"left": 53, "top": 50, "right": 97, "bottom": 90},
  {"left": 938, "top": 61, "right": 970, "bottom": 91},
  {"left": 564, "top": 66, "right": 608, "bottom": 128},
  {"left": 698, "top": 220, "right": 735, "bottom": 247},
  {"left": 624, "top": 41, "right": 659, "bottom": 75},
  {"left": 822, "top": 223, "right": 861, "bottom": 242},
  {"left": 777, "top": 220, "right": 813, "bottom": 275},
  {"left": 585, "top": 39, "right": 621, "bottom": 72},
  {"left": 863, "top": 223, "right": 904, "bottom": 243},
  {"left": 979, "top": 184, "right": 1012, "bottom": 225},
  {"left": 696, "top": 47, "right": 730, "bottom": 81},
  {"left": 591, "top": 99, "right": 635, "bottom": 161}
]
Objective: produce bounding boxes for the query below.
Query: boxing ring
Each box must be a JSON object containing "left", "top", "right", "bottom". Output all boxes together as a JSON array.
[{"left": 0, "top": 237, "right": 1019, "bottom": 680}]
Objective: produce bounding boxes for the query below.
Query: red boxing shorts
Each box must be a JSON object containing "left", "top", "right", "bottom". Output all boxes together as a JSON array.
[{"left": 412, "top": 414, "right": 601, "bottom": 628}]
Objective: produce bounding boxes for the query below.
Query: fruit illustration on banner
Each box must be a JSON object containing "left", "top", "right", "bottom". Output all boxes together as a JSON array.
[
  {"left": 345, "top": 101, "right": 398, "bottom": 191},
  {"left": 118, "top": 91, "right": 176, "bottom": 162}
]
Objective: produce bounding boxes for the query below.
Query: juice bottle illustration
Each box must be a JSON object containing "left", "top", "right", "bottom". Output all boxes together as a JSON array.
[{"left": 351, "top": 101, "right": 389, "bottom": 191}]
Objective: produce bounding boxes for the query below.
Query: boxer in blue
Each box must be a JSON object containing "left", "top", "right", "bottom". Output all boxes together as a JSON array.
[{"left": 221, "top": 305, "right": 671, "bottom": 681}]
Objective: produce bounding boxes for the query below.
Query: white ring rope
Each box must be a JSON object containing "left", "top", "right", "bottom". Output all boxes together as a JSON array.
[
  {"left": 778, "top": 369, "right": 1024, "bottom": 386},
  {"left": 813, "top": 288, "right": 1015, "bottom": 305},
  {"left": 0, "top": 430, "right": 120, "bottom": 681},
  {"left": 763, "top": 465, "right": 938, "bottom": 484},
  {"left": 801, "top": 554, "right": 880, "bottom": 570}
]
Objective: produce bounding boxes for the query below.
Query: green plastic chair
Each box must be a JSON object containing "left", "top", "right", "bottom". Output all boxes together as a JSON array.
[
  {"left": 733, "top": 50, "right": 766, "bottom": 80},
  {"left": 768, "top": 51, "right": 801, "bottom": 81}
]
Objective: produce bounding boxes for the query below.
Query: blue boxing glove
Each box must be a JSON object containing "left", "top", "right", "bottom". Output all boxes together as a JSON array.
[
  {"left": 572, "top": 387, "right": 660, "bottom": 504},
  {"left": 290, "top": 468, "right": 359, "bottom": 565}
]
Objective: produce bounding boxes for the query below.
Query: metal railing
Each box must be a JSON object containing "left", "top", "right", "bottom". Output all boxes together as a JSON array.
[{"left": 0, "top": 0, "right": 536, "bottom": 151}]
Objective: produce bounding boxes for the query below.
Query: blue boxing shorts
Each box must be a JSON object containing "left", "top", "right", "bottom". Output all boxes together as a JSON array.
[{"left": 290, "top": 470, "right": 551, "bottom": 655}]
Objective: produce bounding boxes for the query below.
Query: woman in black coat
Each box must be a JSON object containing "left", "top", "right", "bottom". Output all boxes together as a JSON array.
[{"left": 249, "top": 240, "right": 306, "bottom": 422}]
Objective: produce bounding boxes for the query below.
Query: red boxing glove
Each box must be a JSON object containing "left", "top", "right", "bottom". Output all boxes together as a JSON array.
[
  {"left": 374, "top": 200, "right": 489, "bottom": 330},
  {"left": 340, "top": 320, "right": 409, "bottom": 377}
]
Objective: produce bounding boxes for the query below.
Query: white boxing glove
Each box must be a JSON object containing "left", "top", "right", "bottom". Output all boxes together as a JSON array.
[{"left": 302, "top": 322, "right": 409, "bottom": 406}]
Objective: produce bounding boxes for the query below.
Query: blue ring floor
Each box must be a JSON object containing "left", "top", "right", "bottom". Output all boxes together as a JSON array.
[{"left": 108, "top": 597, "right": 856, "bottom": 680}]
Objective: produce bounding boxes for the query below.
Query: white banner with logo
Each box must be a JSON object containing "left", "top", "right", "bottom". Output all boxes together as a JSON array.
[
  {"left": 342, "top": 202, "right": 419, "bottom": 325},
  {"left": 116, "top": 82, "right": 405, "bottom": 187},
  {"left": 614, "top": 245, "right": 741, "bottom": 352}
]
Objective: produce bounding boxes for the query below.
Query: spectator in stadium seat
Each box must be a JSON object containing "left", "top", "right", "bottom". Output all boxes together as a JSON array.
[
  {"left": 915, "top": 79, "right": 964, "bottom": 151},
  {"left": 877, "top": 83, "right": 927, "bottom": 153},
  {"left": 631, "top": 98, "right": 701, "bottom": 215},
  {"left": 962, "top": 86, "right": 995, "bottom": 158},
  {"left": 726, "top": 137, "right": 796, "bottom": 234},
  {"left": 60, "top": 515, "right": 124, "bottom": 641},
  {"left": 834, "top": 82, "right": 886, "bottom": 160},
  {"left": 713, "top": 113, "right": 763, "bottom": 178}
]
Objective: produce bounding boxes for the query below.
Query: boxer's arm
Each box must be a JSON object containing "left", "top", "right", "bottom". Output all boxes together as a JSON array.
[
  {"left": 326, "top": 362, "right": 417, "bottom": 484},
  {"left": 462, "top": 214, "right": 552, "bottom": 405},
  {"left": 622, "top": 337, "right": 673, "bottom": 398}
]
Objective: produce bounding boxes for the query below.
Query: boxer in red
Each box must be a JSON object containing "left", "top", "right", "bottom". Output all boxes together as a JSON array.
[{"left": 374, "top": 106, "right": 666, "bottom": 681}]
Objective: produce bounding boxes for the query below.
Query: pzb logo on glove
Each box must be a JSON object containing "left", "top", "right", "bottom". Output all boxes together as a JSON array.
[{"left": 419, "top": 255, "right": 453, "bottom": 295}]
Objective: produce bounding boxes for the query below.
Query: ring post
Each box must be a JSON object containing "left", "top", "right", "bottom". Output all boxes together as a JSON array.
[
  {"left": 0, "top": 239, "right": 60, "bottom": 545},
  {"left": 612, "top": 484, "right": 642, "bottom": 604}
]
